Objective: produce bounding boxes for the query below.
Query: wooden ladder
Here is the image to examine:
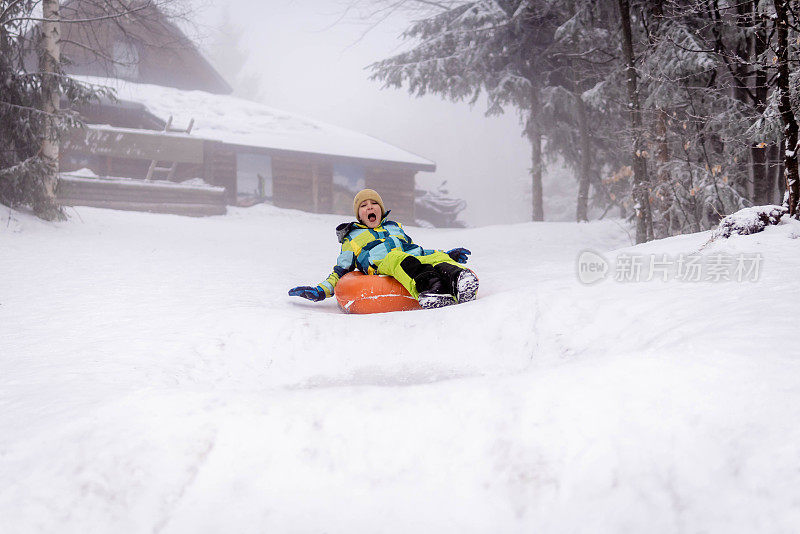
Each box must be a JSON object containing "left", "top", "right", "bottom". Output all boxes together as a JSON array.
[{"left": 145, "top": 115, "right": 196, "bottom": 181}]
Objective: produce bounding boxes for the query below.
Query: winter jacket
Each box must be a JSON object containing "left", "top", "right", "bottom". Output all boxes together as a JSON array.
[{"left": 318, "top": 211, "right": 434, "bottom": 297}]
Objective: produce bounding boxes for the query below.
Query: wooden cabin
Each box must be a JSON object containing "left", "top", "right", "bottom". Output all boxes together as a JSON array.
[{"left": 49, "top": 0, "right": 435, "bottom": 220}]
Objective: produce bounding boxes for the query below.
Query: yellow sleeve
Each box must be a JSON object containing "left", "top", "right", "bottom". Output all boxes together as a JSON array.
[{"left": 318, "top": 239, "right": 356, "bottom": 297}]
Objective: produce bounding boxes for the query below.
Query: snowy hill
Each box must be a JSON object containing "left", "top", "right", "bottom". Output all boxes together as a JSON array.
[{"left": 1, "top": 204, "right": 799, "bottom": 533}]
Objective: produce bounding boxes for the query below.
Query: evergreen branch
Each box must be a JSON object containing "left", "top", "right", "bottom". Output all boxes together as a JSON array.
[
  {"left": 663, "top": 29, "right": 759, "bottom": 105},
  {"left": 550, "top": 47, "right": 618, "bottom": 65},
  {"left": 407, "top": 19, "right": 514, "bottom": 43},
  {"left": 664, "top": 34, "right": 716, "bottom": 55},
  {"left": 0, "top": 100, "right": 61, "bottom": 118}
]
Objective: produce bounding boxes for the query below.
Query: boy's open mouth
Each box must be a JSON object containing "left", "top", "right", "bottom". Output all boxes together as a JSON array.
[{"left": 368, "top": 213, "right": 377, "bottom": 222}]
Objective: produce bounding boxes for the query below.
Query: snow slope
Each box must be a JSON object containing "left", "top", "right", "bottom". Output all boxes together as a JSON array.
[{"left": 1, "top": 204, "right": 799, "bottom": 533}]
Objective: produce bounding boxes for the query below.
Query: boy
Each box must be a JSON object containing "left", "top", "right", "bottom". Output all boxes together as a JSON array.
[{"left": 288, "top": 189, "right": 478, "bottom": 309}]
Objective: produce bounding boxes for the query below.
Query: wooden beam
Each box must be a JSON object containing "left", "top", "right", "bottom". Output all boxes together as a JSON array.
[{"left": 64, "top": 125, "right": 206, "bottom": 164}]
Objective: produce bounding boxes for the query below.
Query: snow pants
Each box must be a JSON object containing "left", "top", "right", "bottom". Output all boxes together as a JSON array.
[{"left": 374, "top": 249, "right": 461, "bottom": 299}]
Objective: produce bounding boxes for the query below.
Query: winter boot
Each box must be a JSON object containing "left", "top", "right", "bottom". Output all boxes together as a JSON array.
[
  {"left": 434, "top": 262, "right": 479, "bottom": 303},
  {"left": 414, "top": 269, "right": 457, "bottom": 309},
  {"left": 400, "top": 256, "right": 456, "bottom": 309}
]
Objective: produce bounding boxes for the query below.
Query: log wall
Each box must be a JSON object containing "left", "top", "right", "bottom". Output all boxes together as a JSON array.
[
  {"left": 272, "top": 156, "right": 332, "bottom": 213},
  {"left": 60, "top": 127, "right": 422, "bottom": 220},
  {"left": 57, "top": 128, "right": 231, "bottom": 216},
  {"left": 366, "top": 167, "right": 416, "bottom": 223},
  {"left": 205, "top": 142, "right": 237, "bottom": 204},
  {"left": 57, "top": 176, "right": 226, "bottom": 217}
]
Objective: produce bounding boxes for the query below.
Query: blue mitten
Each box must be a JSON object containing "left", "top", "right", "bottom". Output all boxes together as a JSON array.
[
  {"left": 288, "top": 285, "right": 327, "bottom": 302},
  {"left": 447, "top": 247, "right": 471, "bottom": 264}
]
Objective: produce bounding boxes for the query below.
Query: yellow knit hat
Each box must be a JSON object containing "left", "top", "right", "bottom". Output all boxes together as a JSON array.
[{"left": 353, "top": 189, "right": 385, "bottom": 220}]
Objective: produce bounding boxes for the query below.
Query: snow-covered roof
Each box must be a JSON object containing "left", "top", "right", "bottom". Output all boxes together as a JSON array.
[{"left": 74, "top": 76, "right": 435, "bottom": 171}]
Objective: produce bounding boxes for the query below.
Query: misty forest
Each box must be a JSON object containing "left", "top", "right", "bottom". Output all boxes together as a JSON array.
[
  {"left": 3, "top": 1, "right": 800, "bottom": 533},
  {"left": 367, "top": 0, "right": 800, "bottom": 242}
]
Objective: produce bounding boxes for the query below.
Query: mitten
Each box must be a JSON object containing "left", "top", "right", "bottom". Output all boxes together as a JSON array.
[
  {"left": 447, "top": 247, "right": 471, "bottom": 264},
  {"left": 288, "top": 285, "right": 327, "bottom": 302}
]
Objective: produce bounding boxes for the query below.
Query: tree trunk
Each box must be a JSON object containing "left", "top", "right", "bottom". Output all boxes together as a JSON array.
[
  {"left": 751, "top": 144, "right": 769, "bottom": 204},
  {"left": 528, "top": 86, "right": 544, "bottom": 222},
  {"left": 774, "top": 0, "right": 799, "bottom": 217},
  {"left": 654, "top": 108, "right": 672, "bottom": 236},
  {"left": 751, "top": 6, "right": 771, "bottom": 205},
  {"left": 617, "top": 0, "right": 652, "bottom": 242},
  {"left": 576, "top": 93, "right": 590, "bottom": 222},
  {"left": 773, "top": 143, "right": 785, "bottom": 202},
  {"left": 36, "top": 0, "right": 62, "bottom": 219}
]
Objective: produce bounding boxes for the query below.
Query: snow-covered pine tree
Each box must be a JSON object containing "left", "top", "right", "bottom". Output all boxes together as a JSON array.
[
  {"left": 536, "top": 0, "right": 620, "bottom": 222},
  {"left": 637, "top": 0, "right": 796, "bottom": 231},
  {"left": 369, "top": 1, "right": 561, "bottom": 222},
  {"left": 586, "top": 0, "right": 757, "bottom": 238},
  {"left": 369, "top": 1, "right": 653, "bottom": 227},
  {"left": 368, "top": 0, "right": 800, "bottom": 232},
  {"left": 662, "top": 1, "right": 767, "bottom": 213},
  {"left": 635, "top": 0, "right": 740, "bottom": 236}
]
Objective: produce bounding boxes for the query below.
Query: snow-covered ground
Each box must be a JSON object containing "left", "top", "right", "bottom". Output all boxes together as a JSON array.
[{"left": 1, "top": 203, "right": 799, "bottom": 533}]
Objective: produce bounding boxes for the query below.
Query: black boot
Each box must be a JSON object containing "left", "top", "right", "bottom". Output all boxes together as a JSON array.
[
  {"left": 434, "top": 263, "right": 479, "bottom": 303},
  {"left": 400, "top": 256, "right": 456, "bottom": 309}
]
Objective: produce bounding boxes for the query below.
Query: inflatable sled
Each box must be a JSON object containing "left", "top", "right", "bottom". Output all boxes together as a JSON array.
[{"left": 335, "top": 272, "right": 421, "bottom": 314}]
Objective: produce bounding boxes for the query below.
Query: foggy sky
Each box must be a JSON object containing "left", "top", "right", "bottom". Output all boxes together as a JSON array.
[{"left": 192, "top": 0, "right": 535, "bottom": 226}]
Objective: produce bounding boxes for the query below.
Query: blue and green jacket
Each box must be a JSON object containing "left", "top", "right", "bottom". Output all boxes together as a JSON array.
[{"left": 318, "top": 211, "right": 434, "bottom": 297}]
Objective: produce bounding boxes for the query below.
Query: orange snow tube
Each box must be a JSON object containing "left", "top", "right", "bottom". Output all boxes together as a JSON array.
[{"left": 335, "top": 271, "right": 421, "bottom": 314}]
